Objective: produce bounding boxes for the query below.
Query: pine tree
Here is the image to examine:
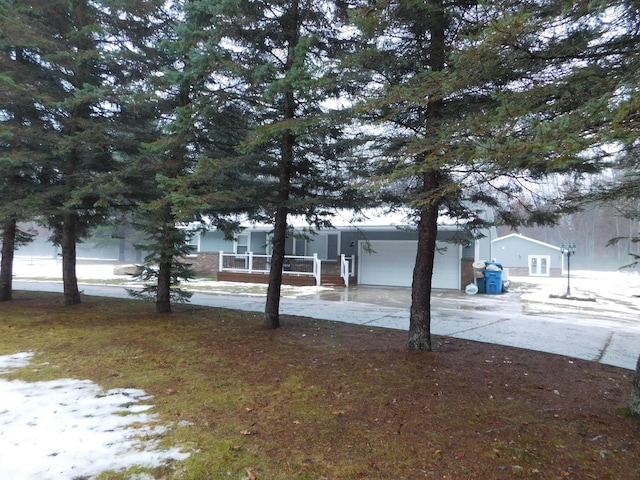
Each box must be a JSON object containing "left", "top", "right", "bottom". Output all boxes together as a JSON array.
[
  {"left": 196, "top": 0, "right": 366, "bottom": 329},
  {"left": 0, "top": 1, "right": 61, "bottom": 300},
  {"left": 1, "top": 0, "right": 173, "bottom": 305},
  {"left": 120, "top": 0, "right": 256, "bottom": 313},
  {"left": 353, "top": 0, "right": 619, "bottom": 350}
]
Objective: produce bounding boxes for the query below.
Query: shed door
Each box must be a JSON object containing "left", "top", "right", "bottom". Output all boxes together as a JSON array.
[
  {"left": 358, "top": 240, "right": 460, "bottom": 289},
  {"left": 528, "top": 255, "right": 550, "bottom": 276}
]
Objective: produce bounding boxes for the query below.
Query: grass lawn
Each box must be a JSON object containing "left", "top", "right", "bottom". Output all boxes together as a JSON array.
[{"left": 1, "top": 291, "right": 639, "bottom": 479}]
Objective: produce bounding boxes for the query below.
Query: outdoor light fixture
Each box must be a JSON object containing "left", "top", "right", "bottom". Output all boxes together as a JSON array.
[{"left": 560, "top": 243, "right": 577, "bottom": 297}]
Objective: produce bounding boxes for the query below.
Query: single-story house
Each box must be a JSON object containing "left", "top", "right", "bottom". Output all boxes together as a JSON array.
[
  {"left": 491, "top": 233, "right": 562, "bottom": 277},
  {"left": 186, "top": 218, "right": 496, "bottom": 290}
]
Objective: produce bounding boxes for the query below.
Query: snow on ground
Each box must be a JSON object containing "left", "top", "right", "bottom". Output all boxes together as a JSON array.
[
  {"left": 509, "top": 269, "right": 640, "bottom": 320},
  {"left": 13, "top": 256, "right": 125, "bottom": 280},
  {"left": 12, "top": 256, "right": 640, "bottom": 316},
  {"left": 12, "top": 256, "right": 331, "bottom": 298},
  {"left": 0, "top": 352, "right": 189, "bottom": 480},
  {"left": 4, "top": 258, "right": 640, "bottom": 478}
]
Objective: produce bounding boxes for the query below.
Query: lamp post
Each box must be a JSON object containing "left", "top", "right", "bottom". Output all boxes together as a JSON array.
[{"left": 560, "top": 243, "right": 576, "bottom": 297}]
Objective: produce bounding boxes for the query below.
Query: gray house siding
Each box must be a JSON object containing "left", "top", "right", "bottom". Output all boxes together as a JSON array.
[
  {"left": 190, "top": 223, "right": 481, "bottom": 288},
  {"left": 338, "top": 227, "right": 475, "bottom": 259},
  {"left": 475, "top": 226, "right": 497, "bottom": 262},
  {"left": 198, "top": 231, "right": 230, "bottom": 252},
  {"left": 492, "top": 234, "right": 562, "bottom": 277},
  {"left": 195, "top": 226, "right": 476, "bottom": 257}
]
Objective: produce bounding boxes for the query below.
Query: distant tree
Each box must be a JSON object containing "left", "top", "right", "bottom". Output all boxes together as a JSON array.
[{"left": 89, "top": 219, "right": 146, "bottom": 263}]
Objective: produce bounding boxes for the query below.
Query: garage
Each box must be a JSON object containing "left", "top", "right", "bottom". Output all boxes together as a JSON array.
[{"left": 357, "top": 240, "right": 461, "bottom": 289}]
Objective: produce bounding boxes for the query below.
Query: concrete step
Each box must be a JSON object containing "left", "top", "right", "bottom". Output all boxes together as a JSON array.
[{"left": 321, "top": 275, "right": 347, "bottom": 287}]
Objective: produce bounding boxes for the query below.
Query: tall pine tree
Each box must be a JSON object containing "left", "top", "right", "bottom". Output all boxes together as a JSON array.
[
  {"left": 0, "top": 0, "right": 172, "bottom": 305},
  {"left": 353, "top": 0, "right": 616, "bottom": 350},
  {"left": 199, "top": 0, "right": 366, "bottom": 329},
  {"left": 0, "top": 0, "right": 51, "bottom": 300}
]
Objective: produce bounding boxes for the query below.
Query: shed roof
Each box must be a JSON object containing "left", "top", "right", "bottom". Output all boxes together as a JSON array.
[{"left": 492, "top": 233, "right": 561, "bottom": 251}]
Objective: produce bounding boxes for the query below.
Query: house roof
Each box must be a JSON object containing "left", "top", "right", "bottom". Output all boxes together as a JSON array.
[
  {"left": 492, "top": 233, "right": 561, "bottom": 251},
  {"left": 184, "top": 209, "right": 466, "bottom": 232}
]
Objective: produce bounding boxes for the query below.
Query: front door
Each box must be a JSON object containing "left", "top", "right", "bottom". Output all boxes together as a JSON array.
[{"left": 528, "top": 255, "right": 550, "bottom": 276}]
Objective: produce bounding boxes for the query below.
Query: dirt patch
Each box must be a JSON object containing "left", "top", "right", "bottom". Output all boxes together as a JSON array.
[{"left": 1, "top": 292, "right": 638, "bottom": 479}]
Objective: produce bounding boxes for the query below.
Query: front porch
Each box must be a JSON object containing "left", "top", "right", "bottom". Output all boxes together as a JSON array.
[{"left": 216, "top": 252, "right": 356, "bottom": 287}]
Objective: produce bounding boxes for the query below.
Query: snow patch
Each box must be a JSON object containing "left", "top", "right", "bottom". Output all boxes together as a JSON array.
[{"left": 0, "top": 353, "right": 189, "bottom": 480}]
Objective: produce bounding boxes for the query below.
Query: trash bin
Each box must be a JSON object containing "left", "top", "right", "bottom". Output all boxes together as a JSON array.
[
  {"left": 485, "top": 278, "right": 502, "bottom": 294},
  {"left": 484, "top": 267, "right": 503, "bottom": 294},
  {"left": 484, "top": 261, "right": 503, "bottom": 271},
  {"left": 473, "top": 260, "right": 487, "bottom": 293}
]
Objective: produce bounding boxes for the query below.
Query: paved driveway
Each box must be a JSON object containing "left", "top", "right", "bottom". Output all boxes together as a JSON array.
[{"left": 13, "top": 277, "right": 640, "bottom": 371}]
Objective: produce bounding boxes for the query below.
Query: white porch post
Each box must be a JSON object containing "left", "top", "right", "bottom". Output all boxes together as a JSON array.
[
  {"left": 313, "top": 253, "right": 321, "bottom": 286},
  {"left": 219, "top": 251, "right": 224, "bottom": 272},
  {"left": 340, "top": 254, "right": 350, "bottom": 288}
]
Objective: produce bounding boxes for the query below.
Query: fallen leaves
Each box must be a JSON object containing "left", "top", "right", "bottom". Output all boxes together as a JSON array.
[
  {"left": 3, "top": 292, "right": 639, "bottom": 479},
  {"left": 242, "top": 467, "right": 257, "bottom": 480}
]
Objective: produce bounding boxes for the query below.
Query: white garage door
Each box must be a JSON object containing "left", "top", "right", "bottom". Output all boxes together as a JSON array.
[{"left": 358, "top": 240, "right": 460, "bottom": 289}]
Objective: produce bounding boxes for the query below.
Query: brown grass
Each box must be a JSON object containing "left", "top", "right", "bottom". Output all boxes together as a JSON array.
[{"left": 1, "top": 291, "right": 638, "bottom": 479}]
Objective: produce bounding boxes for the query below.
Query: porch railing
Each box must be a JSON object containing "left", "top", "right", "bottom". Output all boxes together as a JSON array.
[
  {"left": 219, "top": 251, "right": 322, "bottom": 286},
  {"left": 340, "top": 254, "right": 355, "bottom": 288}
]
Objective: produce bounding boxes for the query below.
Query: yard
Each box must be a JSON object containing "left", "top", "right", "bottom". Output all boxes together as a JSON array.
[{"left": 0, "top": 291, "right": 638, "bottom": 479}]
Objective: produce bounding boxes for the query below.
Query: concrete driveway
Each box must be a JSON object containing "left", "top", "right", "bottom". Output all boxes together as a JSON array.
[{"left": 13, "top": 274, "right": 640, "bottom": 371}]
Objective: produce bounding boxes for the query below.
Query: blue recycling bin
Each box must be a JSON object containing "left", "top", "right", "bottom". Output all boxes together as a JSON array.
[{"left": 484, "top": 269, "right": 503, "bottom": 294}]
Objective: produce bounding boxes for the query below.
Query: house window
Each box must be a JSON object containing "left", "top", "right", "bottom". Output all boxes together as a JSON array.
[
  {"left": 528, "top": 255, "right": 550, "bottom": 276},
  {"left": 234, "top": 234, "right": 249, "bottom": 254},
  {"left": 294, "top": 237, "right": 306, "bottom": 255},
  {"left": 307, "top": 234, "right": 328, "bottom": 259},
  {"left": 184, "top": 232, "right": 198, "bottom": 255},
  {"left": 272, "top": 232, "right": 339, "bottom": 260},
  {"left": 284, "top": 236, "right": 307, "bottom": 256},
  {"left": 295, "top": 233, "right": 339, "bottom": 260}
]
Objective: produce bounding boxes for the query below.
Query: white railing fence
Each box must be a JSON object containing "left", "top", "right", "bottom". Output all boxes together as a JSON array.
[
  {"left": 219, "top": 251, "right": 321, "bottom": 286},
  {"left": 219, "top": 251, "right": 355, "bottom": 287}
]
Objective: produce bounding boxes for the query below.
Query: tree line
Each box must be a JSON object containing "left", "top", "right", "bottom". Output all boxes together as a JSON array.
[{"left": 1, "top": 0, "right": 638, "bottom": 352}]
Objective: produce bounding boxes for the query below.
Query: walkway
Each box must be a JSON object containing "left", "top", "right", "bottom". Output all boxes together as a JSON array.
[{"left": 13, "top": 279, "right": 640, "bottom": 371}]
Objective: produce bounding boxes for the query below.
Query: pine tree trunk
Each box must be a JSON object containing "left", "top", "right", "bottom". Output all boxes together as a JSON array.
[
  {"left": 630, "top": 354, "right": 640, "bottom": 417},
  {"left": 264, "top": 10, "right": 297, "bottom": 329},
  {"left": 264, "top": 124, "right": 294, "bottom": 329},
  {"left": 156, "top": 260, "right": 172, "bottom": 313},
  {"left": 407, "top": 0, "right": 445, "bottom": 351},
  {"left": 118, "top": 238, "right": 126, "bottom": 262},
  {"left": 156, "top": 224, "right": 173, "bottom": 313},
  {"left": 265, "top": 204, "right": 288, "bottom": 329},
  {"left": 0, "top": 216, "right": 17, "bottom": 302},
  {"left": 408, "top": 194, "right": 439, "bottom": 351},
  {"left": 264, "top": 124, "right": 295, "bottom": 329},
  {"left": 61, "top": 212, "right": 81, "bottom": 306}
]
